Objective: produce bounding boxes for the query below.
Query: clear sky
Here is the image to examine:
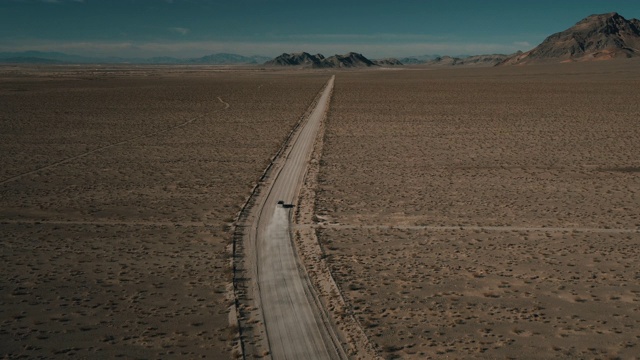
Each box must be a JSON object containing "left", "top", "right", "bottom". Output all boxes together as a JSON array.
[{"left": 1, "top": 0, "right": 639, "bottom": 58}]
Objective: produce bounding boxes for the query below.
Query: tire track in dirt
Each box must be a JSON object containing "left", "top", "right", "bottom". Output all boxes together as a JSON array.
[
  {"left": 0, "top": 116, "right": 202, "bottom": 186},
  {"left": 294, "top": 223, "right": 640, "bottom": 234},
  {"left": 0, "top": 219, "right": 209, "bottom": 227},
  {"left": 217, "top": 96, "right": 230, "bottom": 109}
]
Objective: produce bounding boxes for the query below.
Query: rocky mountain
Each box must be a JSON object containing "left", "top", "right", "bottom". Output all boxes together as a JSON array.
[
  {"left": 322, "top": 52, "right": 376, "bottom": 68},
  {"left": 265, "top": 52, "right": 377, "bottom": 68},
  {"left": 264, "top": 52, "right": 325, "bottom": 67},
  {"left": 373, "top": 58, "right": 404, "bottom": 66},
  {"left": 500, "top": 12, "right": 640, "bottom": 65}
]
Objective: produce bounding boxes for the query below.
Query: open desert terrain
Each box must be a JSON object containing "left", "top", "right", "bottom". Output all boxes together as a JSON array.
[
  {"left": 312, "top": 60, "right": 640, "bottom": 359},
  {"left": 0, "top": 65, "right": 328, "bottom": 359},
  {"left": 2, "top": 60, "right": 640, "bottom": 360}
]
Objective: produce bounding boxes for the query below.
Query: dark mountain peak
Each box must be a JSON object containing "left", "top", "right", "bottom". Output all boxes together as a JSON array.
[
  {"left": 264, "top": 52, "right": 324, "bottom": 66},
  {"left": 265, "top": 52, "right": 377, "bottom": 68},
  {"left": 290, "top": 51, "right": 312, "bottom": 57},
  {"left": 578, "top": 12, "right": 621, "bottom": 24},
  {"left": 499, "top": 12, "right": 640, "bottom": 65},
  {"left": 324, "top": 52, "right": 376, "bottom": 67},
  {"left": 573, "top": 12, "right": 639, "bottom": 36}
]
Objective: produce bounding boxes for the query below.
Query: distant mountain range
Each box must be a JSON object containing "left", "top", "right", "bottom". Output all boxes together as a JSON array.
[
  {"left": 372, "top": 58, "right": 404, "bottom": 66},
  {"left": 0, "top": 51, "right": 271, "bottom": 65},
  {"left": 266, "top": 12, "right": 640, "bottom": 68},
  {"left": 499, "top": 12, "right": 640, "bottom": 65},
  {"left": 399, "top": 55, "right": 440, "bottom": 64},
  {"left": 323, "top": 52, "right": 377, "bottom": 67},
  {"left": 184, "top": 53, "right": 271, "bottom": 65},
  {"left": 265, "top": 52, "right": 513, "bottom": 68},
  {"left": 2, "top": 13, "right": 638, "bottom": 67},
  {"left": 265, "top": 52, "right": 378, "bottom": 68},
  {"left": 420, "top": 54, "right": 509, "bottom": 67},
  {"left": 264, "top": 52, "right": 326, "bottom": 67}
]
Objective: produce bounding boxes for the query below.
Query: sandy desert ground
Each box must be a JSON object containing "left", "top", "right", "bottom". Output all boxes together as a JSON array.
[
  {"left": 0, "top": 66, "right": 327, "bottom": 359},
  {"left": 2, "top": 60, "right": 640, "bottom": 360},
  {"left": 313, "top": 60, "right": 640, "bottom": 359}
]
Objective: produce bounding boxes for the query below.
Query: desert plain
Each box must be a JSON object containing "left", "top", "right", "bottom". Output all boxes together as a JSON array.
[
  {"left": 0, "top": 65, "right": 327, "bottom": 358},
  {"left": 312, "top": 60, "right": 640, "bottom": 359},
  {"left": 1, "top": 60, "right": 639, "bottom": 359}
]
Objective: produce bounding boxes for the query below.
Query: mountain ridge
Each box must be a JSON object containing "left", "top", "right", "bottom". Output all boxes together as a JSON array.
[
  {"left": 499, "top": 12, "right": 640, "bottom": 65},
  {"left": 5, "top": 13, "right": 639, "bottom": 68},
  {"left": 423, "top": 54, "right": 509, "bottom": 67},
  {"left": 0, "top": 51, "right": 271, "bottom": 65},
  {"left": 265, "top": 52, "right": 377, "bottom": 68},
  {"left": 373, "top": 58, "right": 404, "bottom": 66}
]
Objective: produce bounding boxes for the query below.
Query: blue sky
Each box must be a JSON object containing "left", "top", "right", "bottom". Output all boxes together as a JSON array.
[{"left": 1, "top": 0, "right": 639, "bottom": 58}]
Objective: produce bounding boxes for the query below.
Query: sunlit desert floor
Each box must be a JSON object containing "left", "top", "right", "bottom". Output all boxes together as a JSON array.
[
  {"left": 0, "top": 66, "right": 327, "bottom": 359},
  {"left": 314, "top": 61, "right": 640, "bottom": 359},
  {"left": 2, "top": 61, "right": 639, "bottom": 359}
]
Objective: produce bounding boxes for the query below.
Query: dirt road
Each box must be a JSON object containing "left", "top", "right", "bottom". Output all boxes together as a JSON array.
[{"left": 243, "top": 76, "right": 345, "bottom": 359}]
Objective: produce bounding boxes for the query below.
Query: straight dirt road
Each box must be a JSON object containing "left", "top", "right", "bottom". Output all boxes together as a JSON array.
[{"left": 243, "top": 75, "right": 345, "bottom": 359}]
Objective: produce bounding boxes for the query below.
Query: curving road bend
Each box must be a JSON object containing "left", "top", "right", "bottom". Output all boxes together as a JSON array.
[{"left": 248, "top": 75, "right": 345, "bottom": 359}]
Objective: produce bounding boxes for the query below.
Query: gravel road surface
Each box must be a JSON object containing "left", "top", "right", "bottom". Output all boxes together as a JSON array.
[{"left": 246, "top": 76, "right": 344, "bottom": 359}]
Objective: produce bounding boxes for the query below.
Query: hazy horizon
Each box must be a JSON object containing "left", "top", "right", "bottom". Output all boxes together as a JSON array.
[{"left": 1, "top": 0, "right": 639, "bottom": 59}]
